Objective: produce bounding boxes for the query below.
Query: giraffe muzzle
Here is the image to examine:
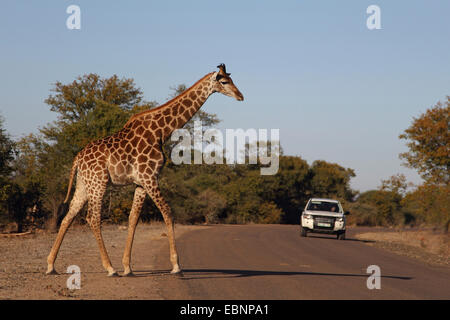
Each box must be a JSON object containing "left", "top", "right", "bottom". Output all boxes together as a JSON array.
[{"left": 235, "top": 91, "right": 244, "bottom": 101}]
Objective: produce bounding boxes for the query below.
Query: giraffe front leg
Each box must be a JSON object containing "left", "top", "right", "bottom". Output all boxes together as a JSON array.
[
  {"left": 122, "top": 187, "right": 146, "bottom": 276},
  {"left": 146, "top": 184, "right": 181, "bottom": 274}
]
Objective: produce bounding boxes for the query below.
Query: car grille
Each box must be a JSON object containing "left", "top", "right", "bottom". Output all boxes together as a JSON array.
[{"left": 313, "top": 216, "right": 336, "bottom": 230}]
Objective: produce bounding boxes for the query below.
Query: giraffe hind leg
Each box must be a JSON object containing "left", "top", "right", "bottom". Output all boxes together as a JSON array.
[
  {"left": 122, "top": 186, "right": 146, "bottom": 276},
  {"left": 145, "top": 184, "right": 181, "bottom": 274},
  {"left": 86, "top": 195, "right": 118, "bottom": 277},
  {"left": 46, "top": 178, "right": 87, "bottom": 275}
]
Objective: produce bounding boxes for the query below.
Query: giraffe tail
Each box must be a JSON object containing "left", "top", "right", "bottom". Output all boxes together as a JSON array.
[{"left": 63, "top": 154, "right": 79, "bottom": 204}]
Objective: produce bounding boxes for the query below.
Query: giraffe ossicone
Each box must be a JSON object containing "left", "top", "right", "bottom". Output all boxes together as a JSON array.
[{"left": 46, "top": 64, "right": 244, "bottom": 276}]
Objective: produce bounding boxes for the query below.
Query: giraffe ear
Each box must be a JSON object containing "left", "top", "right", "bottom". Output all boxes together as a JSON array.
[
  {"left": 217, "top": 63, "right": 226, "bottom": 72},
  {"left": 215, "top": 73, "right": 224, "bottom": 81},
  {"left": 217, "top": 63, "right": 230, "bottom": 75}
]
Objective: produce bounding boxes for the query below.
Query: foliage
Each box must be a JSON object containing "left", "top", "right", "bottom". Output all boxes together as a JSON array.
[
  {"left": 402, "top": 183, "right": 450, "bottom": 231},
  {"left": 3, "top": 74, "right": 449, "bottom": 233},
  {"left": 154, "top": 154, "right": 355, "bottom": 225},
  {"left": 42, "top": 73, "right": 156, "bottom": 156},
  {"left": 162, "top": 84, "right": 220, "bottom": 161},
  {"left": 350, "top": 174, "right": 412, "bottom": 227},
  {"left": 195, "top": 189, "right": 227, "bottom": 224},
  {"left": 349, "top": 98, "right": 450, "bottom": 231},
  {"left": 0, "top": 116, "right": 15, "bottom": 178},
  {"left": 379, "top": 173, "right": 410, "bottom": 196},
  {"left": 256, "top": 202, "right": 283, "bottom": 224},
  {"left": 345, "top": 201, "right": 378, "bottom": 226},
  {"left": 1, "top": 182, "right": 39, "bottom": 232},
  {"left": 398, "top": 98, "right": 450, "bottom": 231},
  {"left": 0, "top": 74, "right": 368, "bottom": 229},
  {"left": 399, "top": 97, "right": 450, "bottom": 184},
  {"left": 310, "top": 160, "right": 356, "bottom": 201},
  {"left": 350, "top": 172, "right": 449, "bottom": 230},
  {"left": 0, "top": 116, "right": 28, "bottom": 231}
]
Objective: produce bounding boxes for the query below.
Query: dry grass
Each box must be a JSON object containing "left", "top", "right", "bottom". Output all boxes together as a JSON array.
[{"left": 356, "top": 229, "right": 450, "bottom": 266}]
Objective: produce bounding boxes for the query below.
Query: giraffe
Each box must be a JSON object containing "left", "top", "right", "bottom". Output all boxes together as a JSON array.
[{"left": 46, "top": 64, "right": 244, "bottom": 276}]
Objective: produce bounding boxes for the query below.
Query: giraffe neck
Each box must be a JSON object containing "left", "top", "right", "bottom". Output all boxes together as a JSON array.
[
  {"left": 164, "top": 72, "right": 215, "bottom": 133},
  {"left": 126, "top": 72, "right": 215, "bottom": 143}
]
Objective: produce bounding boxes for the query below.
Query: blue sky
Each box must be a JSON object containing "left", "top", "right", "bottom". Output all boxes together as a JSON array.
[{"left": 1, "top": 1, "right": 449, "bottom": 191}]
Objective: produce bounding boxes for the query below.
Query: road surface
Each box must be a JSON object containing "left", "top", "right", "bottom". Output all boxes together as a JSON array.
[{"left": 148, "top": 224, "right": 450, "bottom": 299}]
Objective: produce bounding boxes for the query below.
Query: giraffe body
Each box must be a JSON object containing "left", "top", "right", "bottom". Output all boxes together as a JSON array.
[{"left": 46, "top": 65, "right": 243, "bottom": 276}]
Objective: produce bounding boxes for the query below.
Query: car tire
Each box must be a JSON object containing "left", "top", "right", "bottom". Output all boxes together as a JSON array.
[
  {"left": 301, "top": 227, "right": 308, "bottom": 237},
  {"left": 337, "top": 232, "right": 346, "bottom": 240}
]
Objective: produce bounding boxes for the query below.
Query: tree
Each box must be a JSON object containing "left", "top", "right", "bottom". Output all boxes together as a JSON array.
[
  {"left": 0, "top": 116, "right": 17, "bottom": 227},
  {"left": 5, "top": 74, "right": 365, "bottom": 229},
  {"left": 0, "top": 115, "right": 15, "bottom": 179},
  {"left": 41, "top": 73, "right": 156, "bottom": 156},
  {"left": 12, "top": 134, "right": 68, "bottom": 230},
  {"left": 162, "top": 84, "right": 220, "bottom": 162},
  {"left": 402, "top": 183, "right": 450, "bottom": 232},
  {"left": 257, "top": 202, "right": 283, "bottom": 224},
  {"left": 399, "top": 97, "right": 450, "bottom": 184},
  {"left": 24, "top": 74, "right": 157, "bottom": 230},
  {"left": 346, "top": 201, "right": 378, "bottom": 226},
  {"left": 398, "top": 97, "right": 450, "bottom": 231},
  {"left": 351, "top": 189, "right": 398, "bottom": 226},
  {"left": 351, "top": 174, "right": 415, "bottom": 227},
  {"left": 196, "top": 189, "right": 227, "bottom": 224},
  {"left": 380, "top": 173, "right": 410, "bottom": 196},
  {"left": 2, "top": 182, "right": 39, "bottom": 232},
  {"left": 271, "top": 156, "right": 311, "bottom": 224},
  {"left": 32, "top": 76, "right": 223, "bottom": 228},
  {"left": 309, "top": 160, "right": 356, "bottom": 201},
  {"left": 0, "top": 119, "right": 41, "bottom": 232}
]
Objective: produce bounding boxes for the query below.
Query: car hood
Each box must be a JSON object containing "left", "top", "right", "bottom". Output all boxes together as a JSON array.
[{"left": 304, "top": 210, "right": 344, "bottom": 218}]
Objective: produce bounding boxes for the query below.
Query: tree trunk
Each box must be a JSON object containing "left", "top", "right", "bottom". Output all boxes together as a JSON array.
[
  {"left": 46, "top": 203, "right": 59, "bottom": 233},
  {"left": 16, "top": 221, "right": 23, "bottom": 233}
]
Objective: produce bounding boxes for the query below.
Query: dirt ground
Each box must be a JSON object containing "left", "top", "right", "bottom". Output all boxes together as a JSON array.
[
  {"left": 355, "top": 229, "right": 450, "bottom": 267},
  {"left": 0, "top": 223, "right": 202, "bottom": 300},
  {"left": 1, "top": 224, "right": 449, "bottom": 299}
]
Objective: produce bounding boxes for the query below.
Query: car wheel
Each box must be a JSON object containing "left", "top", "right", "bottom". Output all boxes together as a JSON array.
[
  {"left": 337, "top": 232, "right": 346, "bottom": 240},
  {"left": 301, "top": 227, "right": 307, "bottom": 237}
]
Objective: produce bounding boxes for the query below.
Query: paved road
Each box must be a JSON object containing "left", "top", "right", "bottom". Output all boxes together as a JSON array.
[{"left": 149, "top": 224, "right": 450, "bottom": 299}]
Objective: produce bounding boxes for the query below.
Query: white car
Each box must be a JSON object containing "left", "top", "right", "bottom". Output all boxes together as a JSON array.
[{"left": 300, "top": 198, "right": 349, "bottom": 240}]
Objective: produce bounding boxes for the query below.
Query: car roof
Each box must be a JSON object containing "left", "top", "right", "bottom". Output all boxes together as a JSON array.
[{"left": 309, "top": 198, "right": 340, "bottom": 203}]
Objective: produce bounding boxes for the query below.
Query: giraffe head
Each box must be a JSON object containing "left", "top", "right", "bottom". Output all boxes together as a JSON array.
[{"left": 211, "top": 64, "right": 244, "bottom": 101}]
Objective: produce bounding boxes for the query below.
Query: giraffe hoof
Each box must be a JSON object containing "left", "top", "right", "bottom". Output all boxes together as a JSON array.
[
  {"left": 107, "top": 271, "right": 119, "bottom": 277},
  {"left": 171, "top": 270, "right": 184, "bottom": 277},
  {"left": 170, "top": 266, "right": 182, "bottom": 275},
  {"left": 46, "top": 269, "right": 58, "bottom": 275},
  {"left": 122, "top": 271, "right": 135, "bottom": 277}
]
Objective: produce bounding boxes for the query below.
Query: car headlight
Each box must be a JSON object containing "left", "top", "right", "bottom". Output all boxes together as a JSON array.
[
  {"left": 336, "top": 217, "right": 344, "bottom": 222},
  {"left": 303, "top": 214, "right": 313, "bottom": 219}
]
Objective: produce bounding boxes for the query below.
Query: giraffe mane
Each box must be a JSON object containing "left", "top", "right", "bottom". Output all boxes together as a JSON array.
[{"left": 124, "top": 72, "right": 215, "bottom": 127}]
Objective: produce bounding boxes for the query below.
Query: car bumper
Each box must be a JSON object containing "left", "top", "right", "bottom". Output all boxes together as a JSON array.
[{"left": 301, "top": 217, "right": 346, "bottom": 233}]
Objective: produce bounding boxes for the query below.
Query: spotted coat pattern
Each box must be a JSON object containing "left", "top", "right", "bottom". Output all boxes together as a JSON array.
[{"left": 46, "top": 66, "right": 244, "bottom": 276}]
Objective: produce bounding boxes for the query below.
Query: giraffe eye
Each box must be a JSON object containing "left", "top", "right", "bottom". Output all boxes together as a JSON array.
[{"left": 220, "top": 81, "right": 229, "bottom": 85}]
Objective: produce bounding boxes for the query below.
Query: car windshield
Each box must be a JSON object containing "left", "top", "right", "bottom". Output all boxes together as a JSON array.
[{"left": 307, "top": 201, "right": 340, "bottom": 213}]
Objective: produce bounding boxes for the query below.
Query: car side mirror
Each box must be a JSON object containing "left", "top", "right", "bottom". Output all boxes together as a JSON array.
[{"left": 344, "top": 211, "right": 350, "bottom": 215}]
